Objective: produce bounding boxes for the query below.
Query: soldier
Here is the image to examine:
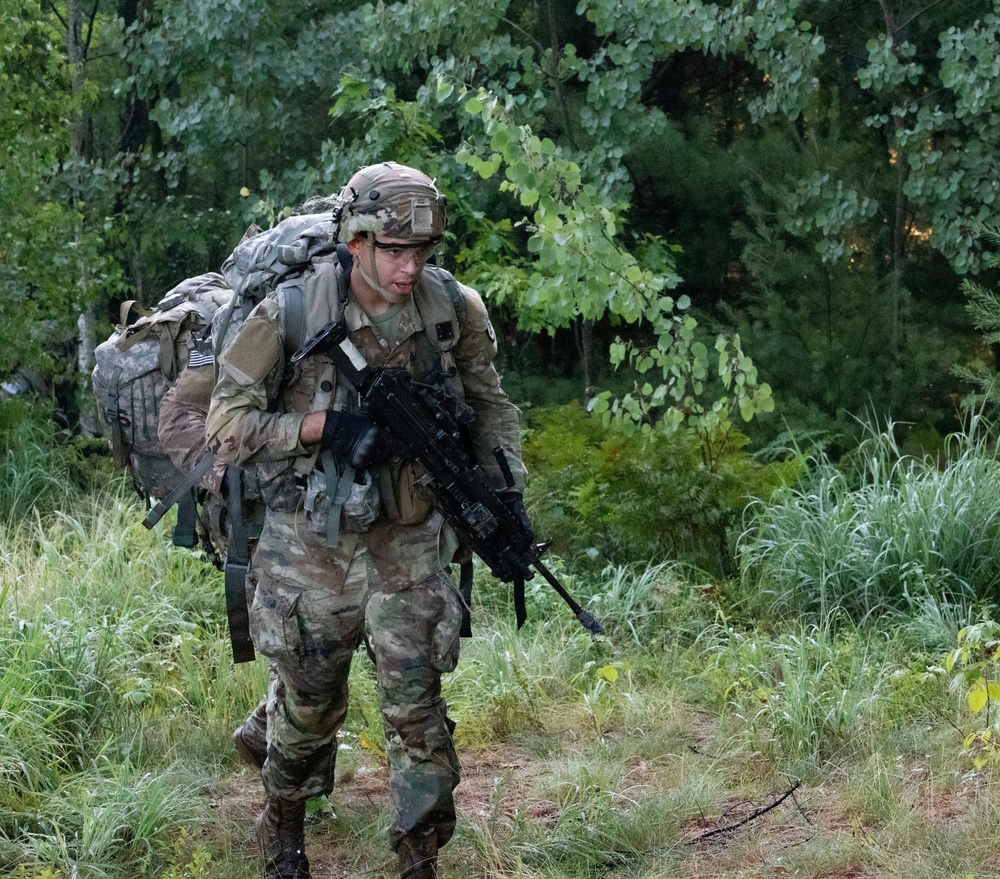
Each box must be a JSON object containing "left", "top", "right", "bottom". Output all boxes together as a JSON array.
[
  {"left": 158, "top": 330, "right": 270, "bottom": 769},
  {"left": 160, "top": 193, "right": 349, "bottom": 773},
  {"left": 206, "top": 162, "right": 530, "bottom": 879},
  {"left": 158, "top": 350, "right": 230, "bottom": 562}
]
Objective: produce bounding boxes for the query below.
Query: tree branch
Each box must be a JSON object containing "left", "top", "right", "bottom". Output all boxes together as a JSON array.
[
  {"left": 42, "top": 0, "right": 68, "bottom": 31},
  {"left": 898, "top": 0, "right": 950, "bottom": 35},
  {"left": 686, "top": 781, "right": 802, "bottom": 843},
  {"left": 84, "top": 0, "right": 100, "bottom": 55}
]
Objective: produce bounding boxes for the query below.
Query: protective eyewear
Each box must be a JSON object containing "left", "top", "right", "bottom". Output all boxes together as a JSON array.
[{"left": 371, "top": 238, "right": 439, "bottom": 265}]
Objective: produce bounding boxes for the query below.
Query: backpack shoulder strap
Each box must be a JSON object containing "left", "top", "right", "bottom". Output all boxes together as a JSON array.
[
  {"left": 415, "top": 266, "right": 466, "bottom": 353},
  {"left": 281, "top": 280, "right": 307, "bottom": 356},
  {"left": 278, "top": 242, "right": 352, "bottom": 356},
  {"left": 445, "top": 274, "right": 467, "bottom": 338},
  {"left": 211, "top": 293, "right": 241, "bottom": 375}
]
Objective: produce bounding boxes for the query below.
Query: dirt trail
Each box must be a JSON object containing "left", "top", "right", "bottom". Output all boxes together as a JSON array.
[
  {"left": 202, "top": 736, "right": 998, "bottom": 878},
  {"left": 206, "top": 742, "right": 537, "bottom": 878}
]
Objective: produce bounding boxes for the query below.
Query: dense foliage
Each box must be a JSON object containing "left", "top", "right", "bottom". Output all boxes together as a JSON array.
[
  {"left": 8, "top": 1, "right": 1000, "bottom": 446},
  {"left": 522, "top": 401, "right": 802, "bottom": 575}
]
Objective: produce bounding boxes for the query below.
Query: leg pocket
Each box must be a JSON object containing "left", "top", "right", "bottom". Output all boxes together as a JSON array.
[
  {"left": 430, "top": 576, "right": 464, "bottom": 675},
  {"left": 366, "top": 573, "right": 463, "bottom": 680},
  {"left": 248, "top": 571, "right": 303, "bottom": 663}
]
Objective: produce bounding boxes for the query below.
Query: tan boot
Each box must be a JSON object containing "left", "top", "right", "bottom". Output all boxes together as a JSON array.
[
  {"left": 397, "top": 830, "right": 438, "bottom": 879},
  {"left": 233, "top": 700, "right": 268, "bottom": 769},
  {"left": 255, "top": 796, "right": 311, "bottom": 879}
]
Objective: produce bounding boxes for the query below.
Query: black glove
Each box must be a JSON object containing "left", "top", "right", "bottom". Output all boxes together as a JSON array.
[
  {"left": 321, "top": 411, "right": 408, "bottom": 469},
  {"left": 500, "top": 491, "right": 535, "bottom": 548},
  {"left": 321, "top": 410, "right": 380, "bottom": 469}
]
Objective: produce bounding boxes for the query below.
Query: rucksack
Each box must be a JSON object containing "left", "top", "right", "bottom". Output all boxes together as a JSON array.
[
  {"left": 92, "top": 213, "right": 337, "bottom": 516},
  {"left": 220, "top": 211, "right": 336, "bottom": 306},
  {"left": 212, "top": 211, "right": 336, "bottom": 354},
  {"left": 92, "top": 272, "right": 233, "bottom": 515},
  {"left": 90, "top": 216, "right": 340, "bottom": 662}
]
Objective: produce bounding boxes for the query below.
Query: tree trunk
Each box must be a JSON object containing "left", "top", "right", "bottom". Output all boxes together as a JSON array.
[
  {"left": 67, "top": 0, "right": 86, "bottom": 156},
  {"left": 573, "top": 317, "right": 594, "bottom": 402},
  {"left": 68, "top": 0, "right": 100, "bottom": 434},
  {"left": 881, "top": 1, "right": 910, "bottom": 387}
]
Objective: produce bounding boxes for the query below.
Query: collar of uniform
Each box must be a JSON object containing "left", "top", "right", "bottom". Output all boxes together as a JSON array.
[{"left": 343, "top": 283, "right": 426, "bottom": 336}]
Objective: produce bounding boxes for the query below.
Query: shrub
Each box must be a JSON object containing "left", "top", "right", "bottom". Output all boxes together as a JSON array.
[
  {"left": 522, "top": 402, "right": 802, "bottom": 575},
  {"left": 0, "top": 398, "right": 108, "bottom": 525}
]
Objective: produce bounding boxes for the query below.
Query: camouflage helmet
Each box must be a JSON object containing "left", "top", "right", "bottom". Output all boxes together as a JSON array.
[{"left": 335, "top": 161, "right": 447, "bottom": 243}]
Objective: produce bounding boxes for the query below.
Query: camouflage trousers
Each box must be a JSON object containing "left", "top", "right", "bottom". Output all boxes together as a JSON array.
[{"left": 247, "top": 507, "right": 464, "bottom": 850}]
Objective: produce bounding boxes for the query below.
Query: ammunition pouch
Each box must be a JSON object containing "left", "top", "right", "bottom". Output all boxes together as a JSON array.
[{"left": 379, "top": 458, "right": 434, "bottom": 526}]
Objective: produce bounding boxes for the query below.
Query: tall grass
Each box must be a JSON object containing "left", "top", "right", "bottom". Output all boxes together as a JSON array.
[
  {"left": 579, "top": 560, "right": 719, "bottom": 646},
  {"left": 0, "top": 427, "right": 260, "bottom": 877},
  {"left": 5, "top": 760, "right": 201, "bottom": 878},
  {"left": 698, "top": 621, "right": 905, "bottom": 773},
  {"left": 0, "top": 406, "right": 102, "bottom": 527},
  {"left": 3, "top": 408, "right": 999, "bottom": 878},
  {"left": 737, "top": 420, "right": 1000, "bottom": 622},
  {"left": 447, "top": 614, "right": 596, "bottom": 744}
]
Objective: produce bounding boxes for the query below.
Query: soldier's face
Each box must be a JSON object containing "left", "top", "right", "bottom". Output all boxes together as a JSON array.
[
  {"left": 347, "top": 233, "right": 440, "bottom": 310},
  {"left": 364, "top": 236, "right": 434, "bottom": 297}
]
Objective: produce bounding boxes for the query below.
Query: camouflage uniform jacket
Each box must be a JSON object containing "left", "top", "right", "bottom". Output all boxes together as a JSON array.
[
  {"left": 205, "top": 257, "right": 526, "bottom": 514},
  {"left": 159, "top": 361, "right": 226, "bottom": 498}
]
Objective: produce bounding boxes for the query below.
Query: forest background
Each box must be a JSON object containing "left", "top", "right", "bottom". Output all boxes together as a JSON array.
[
  {"left": 7, "top": 1, "right": 1000, "bottom": 878},
  {"left": 11, "top": 0, "right": 1000, "bottom": 452}
]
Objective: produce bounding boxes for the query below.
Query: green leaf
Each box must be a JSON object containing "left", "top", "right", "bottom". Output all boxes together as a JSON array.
[
  {"left": 596, "top": 664, "right": 619, "bottom": 682},
  {"left": 946, "top": 648, "right": 961, "bottom": 673},
  {"left": 588, "top": 392, "right": 610, "bottom": 414},
  {"left": 969, "top": 681, "right": 989, "bottom": 714},
  {"left": 436, "top": 78, "right": 455, "bottom": 102}
]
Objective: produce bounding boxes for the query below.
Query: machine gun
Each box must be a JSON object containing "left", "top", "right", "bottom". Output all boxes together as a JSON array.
[{"left": 292, "top": 319, "right": 604, "bottom": 639}]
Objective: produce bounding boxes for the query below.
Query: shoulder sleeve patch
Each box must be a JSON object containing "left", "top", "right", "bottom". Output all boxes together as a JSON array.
[
  {"left": 218, "top": 306, "right": 283, "bottom": 385},
  {"left": 187, "top": 336, "right": 216, "bottom": 369},
  {"left": 458, "top": 282, "right": 490, "bottom": 333}
]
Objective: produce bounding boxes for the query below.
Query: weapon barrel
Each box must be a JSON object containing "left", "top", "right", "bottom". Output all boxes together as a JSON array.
[{"left": 532, "top": 556, "right": 606, "bottom": 638}]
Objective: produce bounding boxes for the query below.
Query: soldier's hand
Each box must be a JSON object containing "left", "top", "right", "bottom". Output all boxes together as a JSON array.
[
  {"left": 499, "top": 491, "right": 535, "bottom": 549},
  {"left": 321, "top": 411, "right": 379, "bottom": 469},
  {"left": 321, "top": 410, "right": 408, "bottom": 469}
]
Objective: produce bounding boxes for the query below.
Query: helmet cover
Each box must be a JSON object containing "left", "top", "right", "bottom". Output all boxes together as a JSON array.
[{"left": 335, "top": 162, "right": 447, "bottom": 243}]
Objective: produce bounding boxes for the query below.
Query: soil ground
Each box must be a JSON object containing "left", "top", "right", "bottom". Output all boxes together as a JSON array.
[{"left": 199, "top": 728, "right": 1000, "bottom": 879}]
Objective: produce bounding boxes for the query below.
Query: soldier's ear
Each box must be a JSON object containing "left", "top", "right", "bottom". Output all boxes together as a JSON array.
[{"left": 346, "top": 235, "right": 365, "bottom": 259}]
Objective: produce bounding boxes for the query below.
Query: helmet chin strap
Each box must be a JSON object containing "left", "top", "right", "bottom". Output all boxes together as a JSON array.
[{"left": 357, "top": 240, "right": 408, "bottom": 305}]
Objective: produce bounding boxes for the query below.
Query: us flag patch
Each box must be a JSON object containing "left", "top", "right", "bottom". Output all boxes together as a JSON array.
[{"left": 187, "top": 338, "right": 215, "bottom": 369}]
